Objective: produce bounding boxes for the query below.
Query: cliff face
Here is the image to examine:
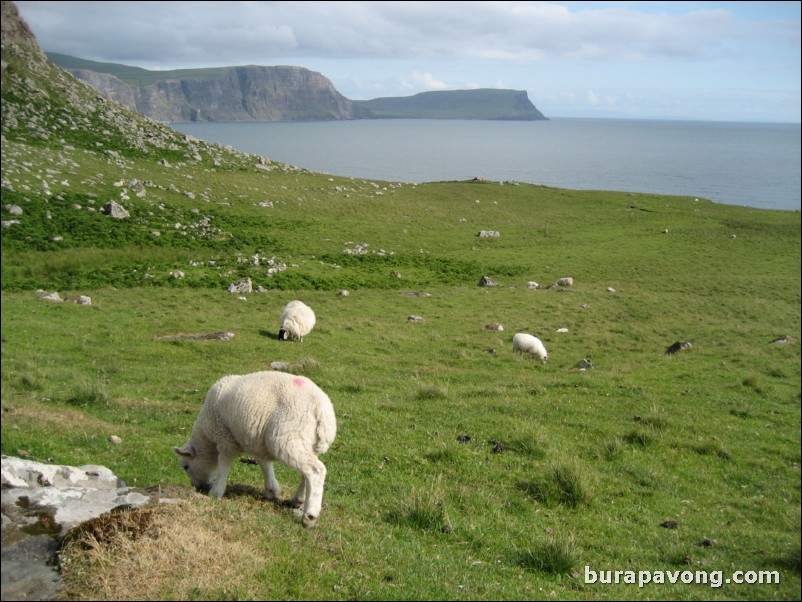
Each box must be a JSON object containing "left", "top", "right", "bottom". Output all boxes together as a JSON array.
[
  {"left": 60, "top": 63, "right": 359, "bottom": 122},
  {"left": 1, "top": 0, "right": 42, "bottom": 52}
]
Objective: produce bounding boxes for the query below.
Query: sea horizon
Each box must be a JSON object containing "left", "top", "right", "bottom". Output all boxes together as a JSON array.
[{"left": 172, "top": 117, "right": 801, "bottom": 212}]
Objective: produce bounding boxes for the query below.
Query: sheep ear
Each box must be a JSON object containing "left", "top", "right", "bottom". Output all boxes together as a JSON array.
[{"left": 174, "top": 443, "right": 195, "bottom": 459}]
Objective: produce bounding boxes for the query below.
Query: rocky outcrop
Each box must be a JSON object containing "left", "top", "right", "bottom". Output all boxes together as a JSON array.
[
  {"left": 0, "top": 0, "right": 42, "bottom": 53},
  {"left": 1, "top": 456, "right": 153, "bottom": 601}
]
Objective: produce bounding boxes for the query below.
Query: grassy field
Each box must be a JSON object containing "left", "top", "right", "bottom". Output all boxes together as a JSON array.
[
  {"left": 2, "top": 38, "right": 801, "bottom": 601},
  {"left": 2, "top": 179, "right": 800, "bottom": 600}
]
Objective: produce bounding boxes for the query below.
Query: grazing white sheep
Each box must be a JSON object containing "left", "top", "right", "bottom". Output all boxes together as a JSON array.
[
  {"left": 278, "top": 299, "right": 316, "bottom": 341},
  {"left": 555, "top": 277, "right": 574, "bottom": 287},
  {"left": 512, "top": 333, "right": 549, "bottom": 364},
  {"left": 174, "top": 370, "right": 337, "bottom": 527}
]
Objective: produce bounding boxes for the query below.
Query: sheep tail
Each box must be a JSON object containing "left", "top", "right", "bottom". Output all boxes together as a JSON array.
[{"left": 313, "top": 398, "right": 337, "bottom": 455}]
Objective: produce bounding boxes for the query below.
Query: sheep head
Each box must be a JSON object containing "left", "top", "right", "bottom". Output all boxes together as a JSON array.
[{"left": 173, "top": 442, "right": 215, "bottom": 494}]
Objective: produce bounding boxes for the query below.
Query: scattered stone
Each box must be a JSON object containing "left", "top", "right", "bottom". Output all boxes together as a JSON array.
[
  {"left": 488, "top": 440, "right": 505, "bottom": 453},
  {"left": 102, "top": 201, "right": 129, "bottom": 219},
  {"left": 478, "top": 275, "right": 498, "bottom": 287},
  {"left": 154, "top": 331, "right": 235, "bottom": 341},
  {"left": 268, "top": 358, "right": 320, "bottom": 373},
  {"left": 665, "top": 341, "right": 693, "bottom": 354},
  {"left": 660, "top": 520, "right": 679, "bottom": 529},
  {"left": 228, "top": 277, "right": 252, "bottom": 293},
  {"left": 36, "top": 290, "right": 62, "bottom": 302},
  {"left": 109, "top": 435, "right": 122, "bottom": 444},
  {"left": 485, "top": 323, "right": 504, "bottom": 331}
]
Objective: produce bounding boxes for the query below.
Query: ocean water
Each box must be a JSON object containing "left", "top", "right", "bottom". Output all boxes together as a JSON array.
[{"left": 171, "top": 118, "right": 801, "bottom": 211}]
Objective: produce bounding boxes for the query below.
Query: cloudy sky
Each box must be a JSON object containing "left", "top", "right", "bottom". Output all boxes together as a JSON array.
[{"left": 14, "top": 1, "right": 801, "bottom": 122}]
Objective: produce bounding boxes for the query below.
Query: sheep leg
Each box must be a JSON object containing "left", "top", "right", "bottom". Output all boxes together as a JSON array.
[
  {"left": 301, "top": 458, "right": 327, "bottom": 528},
  {"left": 283, "top": 453, "right": 327, "bottom": 528},
  {"left": 288, "top": 475, "right": 307, "bottom": 509},
  {"left": 259, "top": 460, "right": 281, "bottom": 500},
  {"left": 211, "top": 453, "right": 237, "bottom": 499}
]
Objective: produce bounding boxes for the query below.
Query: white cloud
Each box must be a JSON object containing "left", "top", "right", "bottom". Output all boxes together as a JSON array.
[{"left": 407, "top": 71, "right": 449, "bottom": 91}]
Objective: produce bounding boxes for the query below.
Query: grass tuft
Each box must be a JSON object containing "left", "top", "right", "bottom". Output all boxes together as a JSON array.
[
  {"left": 526, "top": 462, "right": 593, "bottom": 508},
  {"left": 517, "top": 535, "right": 578, "bottom": 575},
  {"left": 386, "top": 481, "right": 452, "bottom": 533},
  {"left": 64, "top": 379, "right": 109, "bottom": 407},
  {"left": 692, "top": 439, "right": 732, "bottom": 460}
]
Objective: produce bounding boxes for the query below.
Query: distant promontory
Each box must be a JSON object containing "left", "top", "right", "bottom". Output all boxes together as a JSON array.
[{"left": 46, "top": 52, "right": 547, "bottom": 123}]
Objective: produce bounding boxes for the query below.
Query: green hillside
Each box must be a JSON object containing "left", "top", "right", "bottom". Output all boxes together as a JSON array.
[
  {"left": 3, "top": 20, "right": 800, "bottom": 602},
  {"left": 46, "top": 51, "right": 234, "bottom": 85}
]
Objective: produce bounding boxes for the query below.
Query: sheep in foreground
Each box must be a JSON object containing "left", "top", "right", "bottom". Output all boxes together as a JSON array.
[
  {"left": 512, "top": 333, "right": 549, "bottom": 364},
  {"left": 278, "top": 299, "right": 316, "bottom": 341},
  {"left": 174, "top": 370, "right": 337, "bottom": 527}
]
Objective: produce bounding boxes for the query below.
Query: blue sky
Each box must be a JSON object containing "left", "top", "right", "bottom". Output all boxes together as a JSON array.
[{"left": 14, "top": 1, "right": 802, "bottom": 122}]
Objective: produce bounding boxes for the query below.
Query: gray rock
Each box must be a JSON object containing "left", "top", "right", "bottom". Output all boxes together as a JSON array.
[
  {"left": 1, "top": 535, "right": 62, "bottom": 601},
  {"left": 1, "top": 456, "right": 153, "bottom": 602},
  {"left": 228, "top": 277, "right": 253, "bottom": 293},
  {"left": 102, "top": 201, "right": 130, "bottom": 219}
]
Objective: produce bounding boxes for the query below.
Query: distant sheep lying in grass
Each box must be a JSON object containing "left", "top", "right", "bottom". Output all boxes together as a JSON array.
[
  {"left": 279, "top": 300, "right": 316, "bottom": 341},
  {"left": 512, "top": 333, "right": 549, "bottom": 364},
  {"left": 174, "top": 370, "right": 337, "bottom": 527}
]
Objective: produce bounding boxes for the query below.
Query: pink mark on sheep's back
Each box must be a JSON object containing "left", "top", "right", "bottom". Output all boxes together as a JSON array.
[{"left": 293, "top": 378, "right": 305, "bottom": 388}]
